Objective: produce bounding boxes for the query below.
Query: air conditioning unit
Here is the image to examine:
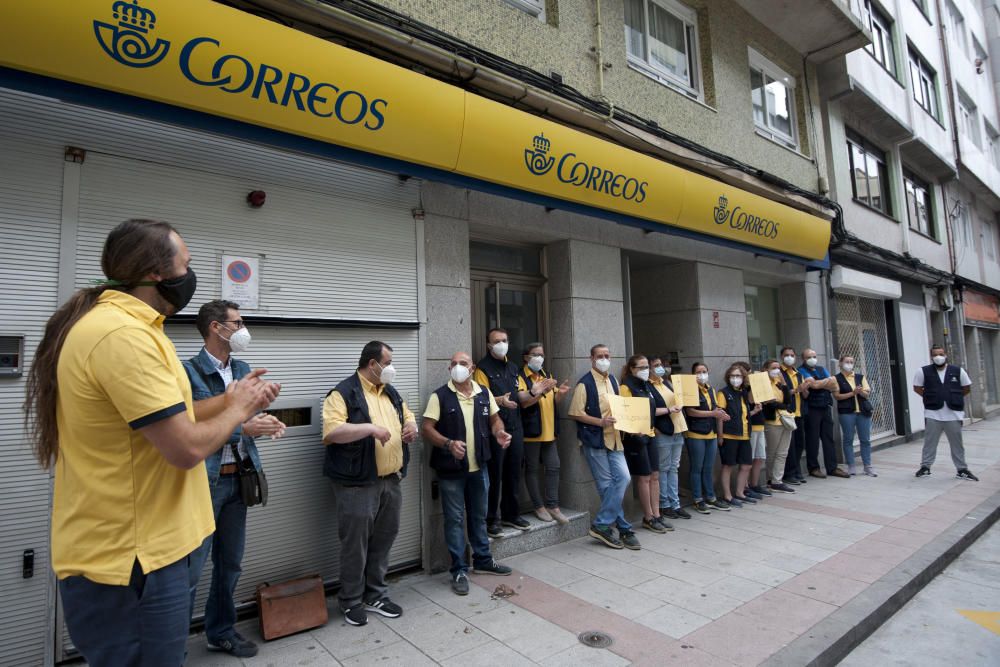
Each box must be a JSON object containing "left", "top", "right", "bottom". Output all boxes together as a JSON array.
[{"left": 940, "top": 288, "right": 955, "bottom": 312}]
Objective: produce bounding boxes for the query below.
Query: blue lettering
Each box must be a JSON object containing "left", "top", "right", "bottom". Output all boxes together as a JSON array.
[
  {"left": 212, "top": 54, "right": 253, "bottom": 93},
  {"left": 622, "top": 178, "right": 638, "bottom": 200},
  {"left": 585, "top": 165, "right": 603, "bottom": 191},
  {"left": 334, "top": 90, "right": 368, "bottom": 125},
  {"left": 365, "top": 98, "right": 388, "bottom": 130},
  {"left": 281, "top": 72, "right": 311, "bottom": 110},
  {"left": 598, "top": 169, "right": 615, "bottom": 194},
  {"left": 611, "top": 174, "right": 626, "bottom": 197},
  {"left": 307, "top": 83, "right": 339, "bottom": 118},
  {"left": 252, "top": 64, "right": 283, "bottom": 104},
  {"left": 180, "top": 37, "right": 225, "bottom": 86},
  {"left": 635, "top": 181, "right": 648, "bottom": 203}
]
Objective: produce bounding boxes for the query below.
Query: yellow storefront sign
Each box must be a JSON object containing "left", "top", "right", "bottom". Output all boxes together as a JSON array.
[{"left": 0, "top": 0, "right": 830, "bottom": 260}]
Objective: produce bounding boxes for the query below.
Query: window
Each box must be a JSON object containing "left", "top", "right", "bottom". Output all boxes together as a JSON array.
[
  {"left": 987, "top": 122, "right": 1000, "bottom": 169},
  {"left": 912, "top": 0, "right": 929, "bottom": 16},
  {"left": 908, "top": 48, "right": 939, "bottom": 119},
  {"left": 625, "top": 0, "right": 701, "bottom": 96},
  {"left": 903, "top": 168, "right": 935, "bottom": 238},
  {"left": 749, "top": 49, "right": 797, "bottom": 148},
  {"left": 847, "top": 130, "right": 892, "bottom": 215},
  {"left": 946, "top": 0, "right": 968, "bottom": 57},
  {"left": 502, "top": 0, "right": 545, "bottom": 20},
  {"left": 958, "top": 89, "right": 981, "bottom": 148},
  {"left": 860, "top": 0, "right": 897, "bottom": 76},
  {"left": 974, "top": 36, "right": 988, "bottom": 66},
  {"left": 984, "top": 218, "right": 997, "bottom": 260},
  {"left": 956, "top": 202, "right": 973, "bottom": 247}
]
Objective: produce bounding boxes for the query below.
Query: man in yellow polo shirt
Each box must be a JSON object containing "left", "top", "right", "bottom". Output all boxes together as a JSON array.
[
  {"left": 26, "top": 220, "right": 274, "bottom": 667},
  {"left": 322, "top": 341, "right": 418, "bottom": 627}
]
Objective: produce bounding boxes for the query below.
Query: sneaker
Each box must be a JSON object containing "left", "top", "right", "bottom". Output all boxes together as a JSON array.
[
  {"left": 735, "top": 495, "right": 756, "bottom": 504},
  {"left": 847, "top": 464, "right": 857, "bottom": 476},
  {"left": 694, "top": 501, "right": 711, "bottom": 514},
  {"left": 549, "top": 508, "right": 570, "bottom": 525},
  {"left": 487, "top": 522, "right": 504, "bottom": 537},
  {"left": 786, "top": 478, "right": 802, "bottom": 486},
  {"left": 661, "top": 507, "right": 679, "bottom": 520},
  {"left": 207, "top": 633, "right": 258, "bottom": 658},
  {"left": 830, "top": 468, "right": 851, "bottom": 479},
  {"left": 502, "top": 517, "right": 531, "bottom": 531},
  {"left": 915, "top": 466, "right": 931, "bottom": 478},
  {"left": 709, "top": 499, "right": 731, "bottom": 511},
  {"left": 727, "top": 498, "right": 743, "bottom": 508},
  {"left": 365, "top": 597, "right": 402, "bottom": 618},
  {"left": 864, "top": 466, "right": 878, "bottom": 477},
  {"left": 769, "top": 482, "right": 795, "bottom": 493},
  {"left": 473, "top": 559, "right": 513, "bottom": 576},
  {"left": 654, "top": 517, "right": 675, "bottom": 532},
  {"left": 534, "top": 507, "right": 554, "bottom": 522},
  {"left": 752, "top": 485, "right": 773, "bottom": 497},
  {"left": 796, "top": 476, "right": 808, "bottom": 484},
  {"left": 620, "top": 530, "right": 641, "bottom": 550},
  {"left": 673, "top": 506, "right": 692, "bottom": 520},
  {"left": 589, "top": 524, "right": 624, "bottom": 549},
  {"left": 340, "top": 604, "right": 368, "bottom": 627},
  {"left": 956, "top": 469, "right": 980, "bottom": 482},
  {"left": 452, "top": 572, "right": 470, "bottom": 596},
  {"left": 642, "top": 517, "right": 667, "bottom": 534},
  {"left": 744, "top": 489, "right": 763, "bottom": 500}
]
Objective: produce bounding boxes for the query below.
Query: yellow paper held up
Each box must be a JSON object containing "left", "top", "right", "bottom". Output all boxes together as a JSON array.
[
  {"left": 748, "top": 372, "right": 777, "bottom": 403},
  {"left": 607, "top": 394, "right": 652, "bottom": 435},
  {"left": 671, "top": 375, "right": 701, "bottom": 407}
]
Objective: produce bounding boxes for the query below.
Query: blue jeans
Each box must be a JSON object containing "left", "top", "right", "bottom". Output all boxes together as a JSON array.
[
  {"left": 60, "top": 556, "right": 191, "bottom": 667},
  {"left": 582, "top": 445, "right": 632, "bottom": 531},
  {"left": 654, "top": 433, "right": 685, "bottom": 509},
  {"left": 839, "top": 412, "right": 872, "bottom": 467},
  {"left": 189, "top": 474, "right": 247, "bottom": 644},
  {"left": 685, "top": 437, "right": 718, "bottom": 503},
  {"left": 439, "top": 469, "right": 493, "bottom": 576}
]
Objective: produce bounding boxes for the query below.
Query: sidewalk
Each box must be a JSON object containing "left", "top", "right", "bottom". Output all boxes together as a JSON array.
[{"left": 185, "top": 423, "right": 1000, "bottom": 666}]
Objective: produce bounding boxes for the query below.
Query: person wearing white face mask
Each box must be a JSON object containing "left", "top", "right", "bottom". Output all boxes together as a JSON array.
[
  {"left": 799, "top": 348, "right": 849, "bottom": 479},
  {"left": 912, "top": 345, "right": 978, "bottom": 481},
  {"left": 683, "top": 363, "right": 731, "bottom": 514},
  {"left": 184, "top": 300, "right": 286, "bottom": 658},
  {"left": 519, "top": 343, "right": 571, "bottom": 523},
  {"left": 833, "top": 355, "right": 876, "bottom": 477},
  {"left": 322, "top": 341, "right": 418, "bottom": 627},
  {"left": 619, "top": 355, "right": 670, "bottom": 533},
  {"left": 779, "top": 347, "right": 809, "bottom": 486},
  {"left": 715, "top": 364, "right": 760, "bottom": 508},
  {"left": 649, "top": 357, "right": 690, "bottom": 521},
  {"left": 761, "top": 360, "right": 795, "bottom": 493}
]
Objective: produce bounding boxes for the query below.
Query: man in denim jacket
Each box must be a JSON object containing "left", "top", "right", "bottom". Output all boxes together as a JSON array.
[{"left": 184, "top": 300, "right": 284, "bottom": 658}]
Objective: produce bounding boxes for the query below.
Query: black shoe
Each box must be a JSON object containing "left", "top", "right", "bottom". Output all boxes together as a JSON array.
[
  {"left": 796, "top": 476, "right": 808, "bottom": 484},
  {"left": 340, "top": 604, "right": 368, "bottom": 627},
  {"left": 655, "top": 517, "right": 675, "bottom": 532},
  {"left": 709, "top": 499, "right": 732, "bottom": 511},
  {"left": 956, "top": 469, "right": 979, "bottom": 481},
  {"left": 452, "top": 572, "right": 470, "bottom": 596},
  {"left": 735, "top": 495, "right": 756, "bottom": 504},
  {"left": 207, "top": 633, "right": 258, "bottom": 658},
  {"left": 752, "top": 485, "right": 773, "bottom": 497},
  {"left": 642, "top": 517, "right": 667, "bottom": 534},
  {"left": 769, "top": 482, "right": 795, "bottom": 493},
  {"left": 620, "top": 530, "right": 641, "bottom": 550},
  {"left": 727, "top": 498, "right": 743, "bottom": 508},
  {"left": 694, "top": 501, "right": 711, "bottom": 515},
  {"left": 487, "top": 522, "right": 504, "bottom": 538},
  {"left": 786, "top": 478, "right": 802, "bottom": 486},
  {"left": 589, "top": 524, "right": 624, "bottom": 549},
  {"left": 365, "top": 597, "right": 402, "bottom": 618},
  {"left": 915, "top": 466, "right": 931, "bottom": 478},
  {"left": 744, "top": 489, "right": 763, "bottom": 500},
  {"left": 661, "top": 507, "right": 679, "bottom": 520},
  {"left": 674, "top": 506, "right": 692, "bottom": 519},
  {"left": 473, "top": 559, "right": 512, "bottom": 576},
  {"left": 502, "top": 517, "right": 531, "bottom": 531}
]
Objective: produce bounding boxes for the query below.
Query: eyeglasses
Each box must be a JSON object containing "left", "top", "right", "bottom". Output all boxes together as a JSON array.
[{"left": 219, "top": 319, "right": 244, "bottom": 329}]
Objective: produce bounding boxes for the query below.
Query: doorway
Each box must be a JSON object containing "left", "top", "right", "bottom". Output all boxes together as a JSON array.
[{"left": 470, "top": 241, "right": 546, "bottom": 361}]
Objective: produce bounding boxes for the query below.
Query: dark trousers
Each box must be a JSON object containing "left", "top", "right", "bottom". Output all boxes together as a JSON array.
[
  {"left": 188, "top": 473, "right": 247, "bottom": 644},
  {"left": 486, "top": 421, "right": 524, "bottom": 524},
  {"left": 60, "top": 556, "right": 191, "bottom": 667},
  {"left": 330, "top": 475, "right": 402, "bottom": 609},
  {"left": 439, "top": 469, "right": 493, "bottom": 575},
  {"left": 805, "top": 406, "right": 838, "bottom": 474},
  {"left": 783, "top": 416, "right": 806, "bottom": 480}
]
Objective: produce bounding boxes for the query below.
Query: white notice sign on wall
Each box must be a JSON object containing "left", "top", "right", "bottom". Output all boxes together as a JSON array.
[{"left": 221, "top": 255, "right": 260, "bottom": 310}]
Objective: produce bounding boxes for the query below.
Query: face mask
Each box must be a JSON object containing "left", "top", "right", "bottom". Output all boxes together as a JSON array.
[
  {"left": 450, "top": 364, "right": 471, "bottom": 383},
  {"left": 805, "top": 357, "right": 818, "bottom": 368},
  {"left": 729, "top": 376, "right": 744, "bottom": 388},
  {"left": 696, "top": 372, "right": 709, "bottom": 384},
  {"left": 375, "top": 361, "right": 396, "bottom": 385},
  {"left": 219, "top": 326, "right": 252, "bottom": 353},
  {"left": 768, "top": 368, "right": 782, "bottom": 378},
  {"left": 933, "top": 355, "right": 947, "bottom": 366},
  {"left": 594, "top": 358, "right": 612, "bottom": 373},
  {"left": 634, "top": 368, "right": 650, "bottom": 382},
  {"left": 783, "top": 355, "right": 795, "bottom": 366},
  {"left": 491, "top": 341, "right": 509, "bottom": 358},
  {"left": 653, "top": 366, "right": 666, "bottom": 377},
  {"left": 527, "top": 356, "right": 544, "bottom": 372},
  {"left": 841, "top": 362, "right": 854, "bottom": 373},
  {"left": 156, "top": 269, "right": 197, "bottom": 312}
]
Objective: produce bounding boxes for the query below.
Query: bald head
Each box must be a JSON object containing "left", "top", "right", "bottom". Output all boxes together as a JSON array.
[
  {"left": 802, "top": 348, "right": 815, "bottom": 358},
  {"left": 450, "top": 351, "right": 473, "bottom": 369}
]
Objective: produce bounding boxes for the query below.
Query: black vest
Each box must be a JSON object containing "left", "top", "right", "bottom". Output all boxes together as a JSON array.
[
  {"left": 650, "top": 380, "right": 674, "bottom": 435},
  {"left": 519, "top": 367, "right": 560, "bottom": 439},
  {"left": 762, "top": 381, "right": 793, "bottom": 422},
  {"left": 323, "top": 373, "right": 408, "bottom": 484},
  {"left": 685, "top": 384, "right": 718, "bottom": 435},
  {"left": 622, "top": 375, "right": 657, "bottom": 444},
  {"left": 745, "top": 387, "right": 766, "bottom": 427},
  {"left": 720, "top": 385, "right": 747, "bottom": 438},
  {"left": 429, "top": 384, "right": 491, "bottom": 479},
  {"left": 476, "top": 353, "right": 522, "bottom": 431},
  {"left": 800, "top": 365, "right": 833, "bottom": 408},
  {"left": 780, "top": 367, "right": 802, "bottom": 414},
  {"left": 575, "top": 371, "right": 619, "bottom": 448},
  {"left": 921, "top": 364, "right": 965, "bottom": 411},
  {"left": 835, "top": 372, "right": 867, "bottom": 414}
]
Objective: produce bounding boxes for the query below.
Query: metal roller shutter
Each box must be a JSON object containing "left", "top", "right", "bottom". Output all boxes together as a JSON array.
[{"left": 835, "top": 294, "right": 897, "bottom": 439}]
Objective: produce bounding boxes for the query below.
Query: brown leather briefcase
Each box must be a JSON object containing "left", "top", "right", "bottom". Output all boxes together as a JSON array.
[{"left": 255, "top": 575, "right": 328, "bottom": 641}]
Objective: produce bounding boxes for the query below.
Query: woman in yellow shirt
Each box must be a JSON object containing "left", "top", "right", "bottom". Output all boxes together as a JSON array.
[
  {"left": 619, "top": 355, "right": 670, "bottom": 533},
  {"left": 684, "top": 363, "right": 731, "bottom": 514},
  {"left": 832, "top": 354, "right": 877, "bottom": 477},
  {"left": 716, "top": 364, "right": 762, "bottom": 508}
]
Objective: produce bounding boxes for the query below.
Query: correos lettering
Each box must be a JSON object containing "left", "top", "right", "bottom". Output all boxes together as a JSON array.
[{"left": 555, "top": 152, "right": 648, "bottom": 203}]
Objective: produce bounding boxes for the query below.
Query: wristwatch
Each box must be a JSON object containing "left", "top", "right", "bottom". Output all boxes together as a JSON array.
[{"left": 443, "top": 439, "right": 452, "bottom": 449}]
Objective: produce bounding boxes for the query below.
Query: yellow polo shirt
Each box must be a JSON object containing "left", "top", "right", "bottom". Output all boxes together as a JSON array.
[
  {"left": 651, "top": 379, "right": 688, "bottom": 433},
  {"left": 568, "top": 369, "right": 624, "bottom": 451},
  {"left": 323, "top": 372, "right": 416, "bottom": 476},
  {"left": 840, "top": 372, "right": 871, "bottom": 414},
  {"left": 523, "top": 366, "right": 557, "bottom": 442},
  {"left": 781, "top": 365, "right": 803, "bottom": 417},
  {"left": 685, "top": 384, "right": 718, "bottom": 440},
  {"left": 716, "top": 390, "right": 750, "bottom": 440},
  {"left": 51, "top": 290, "right": 213, "bottom": 585},
  {"left": 422, "top": 380, "right": 499, "bottom": 472}
]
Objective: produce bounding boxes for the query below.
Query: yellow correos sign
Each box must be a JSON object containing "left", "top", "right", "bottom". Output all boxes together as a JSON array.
[{"left": 0, "top": 0, "right": 830, "bottom": 260}]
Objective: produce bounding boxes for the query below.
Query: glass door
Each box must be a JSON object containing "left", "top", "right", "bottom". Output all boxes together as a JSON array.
[{"left": 472, "top": 279, "right": 543, "bottom": 361}]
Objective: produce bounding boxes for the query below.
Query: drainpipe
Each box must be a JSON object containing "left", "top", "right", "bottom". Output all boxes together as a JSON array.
[{"left": 590, "top": 0, "right": 615, "bottom": 119}]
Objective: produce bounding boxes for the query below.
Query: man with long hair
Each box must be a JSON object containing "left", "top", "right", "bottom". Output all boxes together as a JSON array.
[{"left": 25, "top": 220, "right": 277, "bottom": 667}]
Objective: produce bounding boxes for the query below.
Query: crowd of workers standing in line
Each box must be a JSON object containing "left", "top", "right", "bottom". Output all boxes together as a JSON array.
[{"left": 22, "top": 220, "right": 981, "bottom": 666}]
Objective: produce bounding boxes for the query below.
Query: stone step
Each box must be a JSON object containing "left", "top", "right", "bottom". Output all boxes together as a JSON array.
[{"left": 488, "top": 509, "right": 590, "bottom": 560}]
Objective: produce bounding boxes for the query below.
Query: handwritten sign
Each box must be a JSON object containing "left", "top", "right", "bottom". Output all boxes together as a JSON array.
[
  {"left": 671, "top": 374, "right": 701, "bottom": 407},
  {"left": 748, "top": 372, "right": 776, "bottom": 403},
  {"left": 607, "top": 394, "right": 652, "bottom": 435}
]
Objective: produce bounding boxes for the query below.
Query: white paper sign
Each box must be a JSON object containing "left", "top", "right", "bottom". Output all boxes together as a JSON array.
[{"left": 221, "top": 255, "right": 260, "bottom": 310}]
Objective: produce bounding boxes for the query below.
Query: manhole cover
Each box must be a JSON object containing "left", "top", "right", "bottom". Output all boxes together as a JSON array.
[{"left": 578, "top": 630, "right": 613, "bottom": 648}]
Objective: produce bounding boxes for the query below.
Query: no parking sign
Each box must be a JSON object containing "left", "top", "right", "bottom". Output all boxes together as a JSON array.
[{"left": 221, "top": 255, "right": 260, "bottom": 309}]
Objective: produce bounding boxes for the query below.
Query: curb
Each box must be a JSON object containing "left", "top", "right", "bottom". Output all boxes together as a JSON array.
[{"left": 762, "top": 488, "right": 1000, "bottom": 667}]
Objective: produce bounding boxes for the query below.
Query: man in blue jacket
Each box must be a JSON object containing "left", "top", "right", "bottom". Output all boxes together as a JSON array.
[
  {"left": 185, "top": 300, "right": 285, "bottom": 658},
  {"left": 799, "top": 348, "right": 849, "bottom": 479}
]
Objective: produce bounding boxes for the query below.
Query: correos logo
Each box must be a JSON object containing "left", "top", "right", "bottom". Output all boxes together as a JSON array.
[
  {"left": 524, "top": 133, "right": 648, "bottom": 203},
  {"left": 92, "top": 0, "right": 388, "bottom": 131},
  {"left": 713, "top": 195, "right": 780, "bottom": 240}
]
